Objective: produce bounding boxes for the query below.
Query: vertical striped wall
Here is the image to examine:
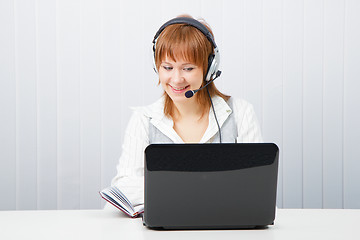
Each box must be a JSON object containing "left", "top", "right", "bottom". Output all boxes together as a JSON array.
[{"left": 0, "top": 0, "right": 359, "bottom": 210}]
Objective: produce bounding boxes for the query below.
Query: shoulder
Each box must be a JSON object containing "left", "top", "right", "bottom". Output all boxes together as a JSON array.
[
  {"left": 229, "top": 99, "right": 263, "bottom": 142},
  {"left": 129, "top": 96, "right": 165, "bottom": 121},
  {"left": 123, "top": 97, "right": 164, "bottom": 139},
  {"left": 228, "top": 97, "right": 263, "bottom": 142},
  {"left": 228, "top": 97, "right": 255, "bottom": 116},
  {"left": 227, "top": 97, "right": 260, "bottom": 129}
]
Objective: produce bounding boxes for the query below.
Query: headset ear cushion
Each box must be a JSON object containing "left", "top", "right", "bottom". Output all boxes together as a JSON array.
[{"left": 206, "top": 54, "right": 215, "bottom": 81}]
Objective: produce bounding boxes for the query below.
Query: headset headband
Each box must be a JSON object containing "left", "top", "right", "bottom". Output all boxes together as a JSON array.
[{"left": 152, "top": 17, "right": 217, "bottom": 49}]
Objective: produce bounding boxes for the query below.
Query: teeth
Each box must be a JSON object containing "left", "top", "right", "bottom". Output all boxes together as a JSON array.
[{"left": 172, "top": 86, "right": 187, "bottom": 90}]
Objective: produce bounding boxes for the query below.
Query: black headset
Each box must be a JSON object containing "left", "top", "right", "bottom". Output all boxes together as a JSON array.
[{"left": 152, "top": 17, "right": 221, "bottom": 82}]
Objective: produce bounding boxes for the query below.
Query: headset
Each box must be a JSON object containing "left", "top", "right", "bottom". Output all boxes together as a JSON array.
[
  {"left": 152, "top": 17, "right": 221, "bottom": 82},
  {"left": 151, "top": 17, "right": 223, "bottom": 143}
]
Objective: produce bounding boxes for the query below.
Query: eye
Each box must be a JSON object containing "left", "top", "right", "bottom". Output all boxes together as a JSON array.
[
  {"left": 163, "top": 66, "right": 173, "bottom": 71},
  {"left": 183, "top": 67, "right": 194, "bottom": 71}
]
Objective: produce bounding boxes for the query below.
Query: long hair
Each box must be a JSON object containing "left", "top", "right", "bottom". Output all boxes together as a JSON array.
[{"left": 154, "top": 15, "right": 230, "bottom": 119}]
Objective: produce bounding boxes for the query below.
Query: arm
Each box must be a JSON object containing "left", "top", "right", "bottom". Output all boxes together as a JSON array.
[
  {"left": 234, "top": 99, "right": 263, "bottom": 143},
  {"left": 110, "top": 109, "right": 149, "bottom": 207}
]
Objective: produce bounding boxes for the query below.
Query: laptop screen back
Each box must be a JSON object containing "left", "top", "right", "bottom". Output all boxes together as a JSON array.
[{"left": 144, "top": 143, "right": 279, "bottom": 229}]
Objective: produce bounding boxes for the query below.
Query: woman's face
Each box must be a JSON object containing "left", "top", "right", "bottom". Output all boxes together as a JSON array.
[{"left": 159, "top": 56, "right": 203, "bottom": 104}]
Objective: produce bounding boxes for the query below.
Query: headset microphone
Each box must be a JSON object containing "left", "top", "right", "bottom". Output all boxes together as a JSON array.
[{"left": 185, "top": 70, "right": 222, "bottom": 98}]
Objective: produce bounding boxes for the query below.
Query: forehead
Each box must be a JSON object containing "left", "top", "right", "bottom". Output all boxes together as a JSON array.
[
  {"left": 159, "top": 46, "right": 199, "bottom": 66},
  {"left": 161, "top": 55, "right": 195, "bottom": 65}
]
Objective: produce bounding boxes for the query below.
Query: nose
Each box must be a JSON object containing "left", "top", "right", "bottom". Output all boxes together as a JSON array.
[{"left": 172, "top": 68, "right": 184, "bottom": 83}]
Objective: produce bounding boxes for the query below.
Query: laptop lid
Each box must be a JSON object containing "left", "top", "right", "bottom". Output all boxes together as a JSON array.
[{"left": 143, "top": 143, "right": 279, "bottom": 229}]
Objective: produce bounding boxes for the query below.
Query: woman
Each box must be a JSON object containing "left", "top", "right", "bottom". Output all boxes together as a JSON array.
[{"left": 108, "top": 15, "right": 263, "bottom": 210}]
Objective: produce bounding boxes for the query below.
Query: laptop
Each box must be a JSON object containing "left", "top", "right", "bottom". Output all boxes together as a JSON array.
[{"left": 143, "top": 143, "right": 279, "bottom": 229}]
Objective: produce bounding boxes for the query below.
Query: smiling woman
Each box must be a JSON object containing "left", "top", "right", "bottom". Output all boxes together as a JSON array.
[
  {"left": 154, "top": 16, "right": 229, "bottom": 120},
  {"left": 105, "top": 15, "right": 263, "bottom": 213}
]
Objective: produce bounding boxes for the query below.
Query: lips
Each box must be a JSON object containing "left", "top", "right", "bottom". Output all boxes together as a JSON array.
[
  {"left": 171, "top": 85, "right": 188, "bottom": 90},
  {"left": 169, "top": 84, "right": 190, "bottom": 93}
]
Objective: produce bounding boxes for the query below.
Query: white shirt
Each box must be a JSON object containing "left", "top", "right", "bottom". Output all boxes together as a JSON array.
[{"left": 109, "top": 95, "right": 263, "bottom": 207}]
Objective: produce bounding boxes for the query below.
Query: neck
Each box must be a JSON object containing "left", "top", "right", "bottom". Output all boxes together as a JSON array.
[{"left": 172, "top": 97, "right": 207, "bottom": 121}]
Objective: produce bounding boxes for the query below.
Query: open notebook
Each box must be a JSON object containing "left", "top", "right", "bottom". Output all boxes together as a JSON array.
[{"left": 100, "top": 186, "right": 143, "bottom": 218}]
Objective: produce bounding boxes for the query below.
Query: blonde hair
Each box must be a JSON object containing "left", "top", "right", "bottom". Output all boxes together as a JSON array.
[{"left": 154, "top": 15, "right": 230, "bottom": 119}]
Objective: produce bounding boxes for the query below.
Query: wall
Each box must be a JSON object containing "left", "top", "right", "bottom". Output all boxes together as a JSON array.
[{"left": 0, "top": 0, "right": 359, "bottom": 210}]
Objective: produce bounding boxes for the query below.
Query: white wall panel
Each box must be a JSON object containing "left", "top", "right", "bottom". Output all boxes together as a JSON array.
[
  {"left": 162, "top": 0, "right": 202, "bottom": 22},
  {"left": 0, "top": 0, "right": 16, "bottom": 210},
  {"left": 262, "top": 0, "right": 284, "bottom": 208},
  {"left": 37, "top": 0, "right": 58, "bottom": 210},
  {"left": 143, "top": 0, "right": 163, "bottom": 105},
  {"left": 57, "top": 0, "right": 81, "bottom": 209},
  {"left": 221, "top": 0, "right": 245, "bottom": 100},
  {"left": 242, "top": 0, "right": 263, "bottom": 124},
  {"left": 15, "top": 0, "right": 38, "bottom": 210},
  {"left": 343, "top": 0, "right": 360, "bottom": 209},
  {"left": 323, "top": 0, "right": 345, "bottom": 209},
  {"left": 282, "top": 0, "right": 303, "bottom": 208},
  {"left": 303, "top": 0, "right": 324, "bottom": 209},
  {"left": 79, "top": 0, "right": 102, "bottom": 209},
  {"left": 1, "top": 0, "right": 359, "bottom": 210}
]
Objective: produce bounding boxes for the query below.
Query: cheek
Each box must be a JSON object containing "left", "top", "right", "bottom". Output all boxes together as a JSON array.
[
  {"left": 159, "top": 75, "right": 167, "bottom": 84},
  {"left": 158, "top": 71, "right": 166, "bottom": 82},
  {"left": 158, "top": 73, "right": 170, "bottom": 89},
  {"left": 191, "top": 70, "right": 204, "bottom": 86}
]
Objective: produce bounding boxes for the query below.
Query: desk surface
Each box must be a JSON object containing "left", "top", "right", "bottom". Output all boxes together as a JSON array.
[{"left": 0, "top": 208, "right": 358, "bottom": 240}]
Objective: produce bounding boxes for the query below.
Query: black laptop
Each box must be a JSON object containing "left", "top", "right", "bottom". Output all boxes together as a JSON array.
[{"left": 143, "top": 143, "right": 279, "bottom": 229}]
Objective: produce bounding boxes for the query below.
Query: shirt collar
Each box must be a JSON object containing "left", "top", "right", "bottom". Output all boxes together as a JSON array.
[
  {"left": 136, "top": 96, "right": 182, "bottom": 142},
  {"left": 135, "top": 95, "right": 233, "bottom": 143}
]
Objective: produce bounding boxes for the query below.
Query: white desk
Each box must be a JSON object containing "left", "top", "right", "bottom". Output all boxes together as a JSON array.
[{"left": 0, "top": 208, "right": 358, "bottom": 240}]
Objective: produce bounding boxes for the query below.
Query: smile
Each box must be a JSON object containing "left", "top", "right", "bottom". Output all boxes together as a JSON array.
[{"left": 169, "top": 85, "right": 190, "bottom": 93}]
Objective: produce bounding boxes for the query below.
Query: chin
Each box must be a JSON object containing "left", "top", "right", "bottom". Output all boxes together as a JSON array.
[
  {"left": 168, "top": 94, "right": 188, "bottom": 103},
  {"left": 165, "top": 91, "right": 190, "bottom": 103}
]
